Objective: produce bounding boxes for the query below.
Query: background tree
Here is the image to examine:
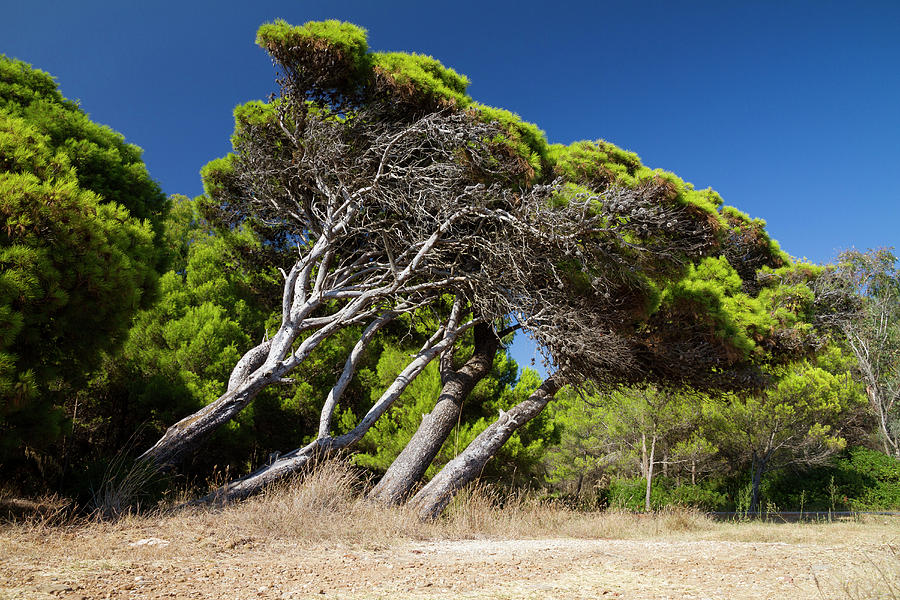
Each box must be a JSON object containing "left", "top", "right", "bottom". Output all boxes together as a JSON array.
[
  {"left": 0, "top": 56, "right": 166, "bottom": 477},
  {"left": 59, "top": 196, "right": 279, "bottom": 481},
  {"left": 543, "top": 388, "right": 620, "bottom": 504},
  {"left": 590, "top": 387, "right": 700, "bottom": 511},
  {"left": 705, "top": 345, "right": 866, "bottom": 513},
  {"left": 833, "top": 248, "right": 900, "bottom": 456}
]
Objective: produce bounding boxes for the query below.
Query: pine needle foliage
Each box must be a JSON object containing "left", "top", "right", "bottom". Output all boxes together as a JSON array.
[{"left": 0, "top": 56, "right": 165, "bottom": 463}]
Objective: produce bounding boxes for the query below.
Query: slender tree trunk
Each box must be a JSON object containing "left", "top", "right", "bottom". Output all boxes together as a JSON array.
[
  {"left": 640, "top": 433, "right": 647, "bottom": 480},
  {"left": 644, "top": 435, "right": 656, "bottom": 512},
  {"left": 749, "top": 452, "right": 767, "bottom": 515},
  {"left": 407, "top": 376, "right": 560, "bottom": 520},
  {"left": 866, "top": 384, "right": 899, "bottom": 457},
  {"left": 691, "top": 459, "right": 696, "bottom": 486},
  {"left": 368, "top": 324, "right": 499, "bottom": 505}
]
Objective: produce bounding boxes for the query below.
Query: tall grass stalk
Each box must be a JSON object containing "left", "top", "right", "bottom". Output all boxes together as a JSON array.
[{"left": 89, "top": 451, "right": 159, "bottom": 520}]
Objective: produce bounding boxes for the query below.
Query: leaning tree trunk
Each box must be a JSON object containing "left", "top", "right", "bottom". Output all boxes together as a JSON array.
[
  {"left": 139, "top": 339, "right": 274, "bottom": 468},
  {"left": 368, "top": 323, "right": 500, "bottom": 505},
  {"left": 407, "top": 375, "right": 560, "bottom": 520},
  {"left": 197, "top": 308, "right": 476, "bottom": 504}
]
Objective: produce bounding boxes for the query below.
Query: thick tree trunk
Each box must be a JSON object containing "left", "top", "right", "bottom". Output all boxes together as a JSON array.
[
  {"left": 140, "top": 366, "right": 277, "bottom": 469},
  {"left": 573, "top": 472, "right": 584, "bottom": 501},
  {"left": 368, "top": 323, "right": 499, "bottom": 505},
  {"left": 407, "top": 375, "right": 560, "bottom": 520}
]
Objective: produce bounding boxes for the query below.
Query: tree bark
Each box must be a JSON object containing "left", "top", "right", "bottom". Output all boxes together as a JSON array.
[
  {"left": 139, "top": 366, "right": 278, "bottom": 469},
  {"left": 644, "top": 434, "right": 656, "bottom": 512},
  {"left": 574, "top": 472, "right": 584, "bottom": 501},
  {"left": 368, "top": 323, "right": 499, "bottom": 505},
  {"left": 640, "top": 433, "right": 648, "bottom": 479},
  {"left": 407, "top": 375, "right": 560, "bottom": 520},
  {"left": 749, "top": 451, "right": 767, "bottom": 515},
  {"left": 227, "top": 340, "right": 272, "bottom": 392}
]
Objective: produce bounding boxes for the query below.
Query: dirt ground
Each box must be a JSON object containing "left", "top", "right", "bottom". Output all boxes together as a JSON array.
[{"left": 1, "top": 517, "right": 897, "bottom": 600}]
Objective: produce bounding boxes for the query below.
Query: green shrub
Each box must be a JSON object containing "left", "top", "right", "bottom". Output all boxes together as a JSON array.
[
  {"left": 762, "top": 447, "right": 900, "bottom": 511},
  {"left": 669, "top": 483, "right": 728, "bottom": 511}
]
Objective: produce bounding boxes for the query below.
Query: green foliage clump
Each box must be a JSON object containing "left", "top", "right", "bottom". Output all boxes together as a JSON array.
[
  {"left": 255, "top": 20, "right": 373, "bottom": 108},
  {"left": 721, "top": 205, "right": 789, "bottom": 273},
  {"left": 257, "top": 19, "right": 369, "bottom": 65},
  {"left": 763, "top": 447, "right": 900, "bottom": 511},
  {"left": 70, "top": 197, "right": 274, "bottom": 449},
  {"left": 232, "top": 100, "right": 278, "bottom": 129},
  {"left": 0, "top": 57, "right": 64, "bottom": 106},
  {"left": 655, "top": 257, "right": 771, "bottom": 360},
  {"left": 372, "top": 52, "right": 471, "bottom": 108},
  {"left": 199, "top": 154, "right": 237, "bottom": 199},
  {"left": 470, "top": 103, "right": 549, "bottom": 181},
  {"left": 549, "top": 140, "right": 644, "bottom": 189},
  {"left": 0, "top": 56, "right": 166, "bottom": 225},
  {"left": 548, "top": 140, "right": 723, "bottom": 218}
]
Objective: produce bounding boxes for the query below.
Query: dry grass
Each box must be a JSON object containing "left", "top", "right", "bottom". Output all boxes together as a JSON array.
[
  {"left": 1, "top": 461, "right": 897, "bottom": 600},
  {"left": 812, "top": 544, "right": 900, "bottom": 600},
  {"left": 3, "top": 460, "right": 897, "bottom": 547},
  {"left": 214, "top": 462, "right": 722, "bottom": 545}
]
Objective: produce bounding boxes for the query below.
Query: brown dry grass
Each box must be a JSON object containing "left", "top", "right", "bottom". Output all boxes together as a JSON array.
[{"left": 1, "top": 460, "right": 897, "bottom": 599}]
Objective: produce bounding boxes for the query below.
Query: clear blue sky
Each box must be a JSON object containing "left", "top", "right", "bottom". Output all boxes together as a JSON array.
[{"left": 4, "top": 1, "right": 898, "bottom": 375}]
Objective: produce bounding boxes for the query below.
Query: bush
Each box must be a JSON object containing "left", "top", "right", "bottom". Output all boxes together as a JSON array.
[
  {"left": 606, "top": 476, "right": 727, "bottom": 511},
  {"left": 762, "top": 447, "right": 900, "bottom": 511},
  {"left": 669, "top": 484, "right": 728, "bottom": 511}
]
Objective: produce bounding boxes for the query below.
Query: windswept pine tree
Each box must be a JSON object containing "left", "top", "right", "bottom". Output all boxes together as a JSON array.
[{"left": 137, "top": 21, "right": 833, "bottom": 517}]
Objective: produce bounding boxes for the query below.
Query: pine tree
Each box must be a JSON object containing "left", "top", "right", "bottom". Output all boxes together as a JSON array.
[{"left": 0, "top": 56, "right": 166, "bottom": 467}]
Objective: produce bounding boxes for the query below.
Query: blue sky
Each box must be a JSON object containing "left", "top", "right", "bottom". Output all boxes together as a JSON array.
[{"left": 4, "top": 1, "right": 898, "bottom": 375}]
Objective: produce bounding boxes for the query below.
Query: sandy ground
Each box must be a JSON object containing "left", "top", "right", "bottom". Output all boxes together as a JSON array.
[{"left": 1, "top": 518, "right": 897, "bottom": 600}]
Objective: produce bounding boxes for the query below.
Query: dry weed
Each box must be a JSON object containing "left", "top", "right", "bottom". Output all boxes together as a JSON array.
[
  {"left": 151, "top": 461, "right": 719, "bottom": 548},
  {"left": 813, "top": 543, "right": 900, "bottom": 600},
  {"left": 230, "top": 460, "right": 425, "bottom": 545},
  {"left": 2, "top": 460, "right": 896, "bottom": 551}
]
